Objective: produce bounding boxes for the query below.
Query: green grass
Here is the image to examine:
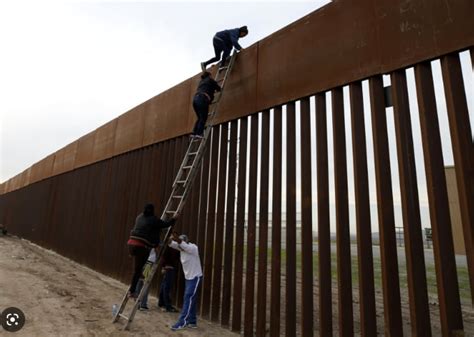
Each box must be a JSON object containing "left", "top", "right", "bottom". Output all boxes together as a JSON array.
[{"left": 249, "top": 246, "right": 471, "bottom": 305}]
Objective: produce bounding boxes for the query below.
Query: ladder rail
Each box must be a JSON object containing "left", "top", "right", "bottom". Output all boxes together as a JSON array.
[
  {"left": 123, "top": 227, "right": 175, "bottom": 330},
  {"left": 113, "top": 52, "right": 238, "bottom": 330},
  {"left": 171, "top": 139, "right": 199, "bottom": 188},
  {"left": 163, "top": 54, "right": 236, "bottom": 218}
]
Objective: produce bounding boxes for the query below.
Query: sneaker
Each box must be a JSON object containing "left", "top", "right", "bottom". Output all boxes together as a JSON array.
[
  {"left": 194, "top": 134, "right": 204, "bottom": 139},
  {"left": 187, "top": 323, "right": 198, "bottom": 329},
  {"left": 170, "top": 323, "right": 187, "bottom": 331},
  {"left": 200, "top": 62, "right": 206, "bottom": 72},
  {"left": 166, "top": 307, "right": 179, "bottom": 313},
  {"left": 139, "top": 305, "right": 149, "bottom": 311},
  {"left": 189, "top": 134, "right": 196, "bottom": 138}
]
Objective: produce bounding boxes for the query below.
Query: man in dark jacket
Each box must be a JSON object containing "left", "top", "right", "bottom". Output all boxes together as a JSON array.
[
  {"left": 201, "top": 26, "right": 248, "bottom": 71},
  {"left": 127, "top": 203, "right": 175, "bottom": 298},
  {"left": 191, "top": 71, "right": 221, "bottom": 138}
]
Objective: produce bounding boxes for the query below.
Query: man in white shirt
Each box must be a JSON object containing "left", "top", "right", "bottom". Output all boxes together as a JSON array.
[{"left": 168, "top": 232, "right": 203, "bottom": 331}]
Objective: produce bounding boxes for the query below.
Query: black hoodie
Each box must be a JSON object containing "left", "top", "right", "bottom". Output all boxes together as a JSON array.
[
  {"left": 129, "top": 204, "right": 174, "bottom": 247},
  {"left": 195, "top": 76, "right": 221, "bottom": 102}
]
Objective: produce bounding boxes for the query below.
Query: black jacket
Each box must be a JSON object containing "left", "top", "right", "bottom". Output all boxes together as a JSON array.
[
  {"left": 130, "top": 213, "right": 174, "bottom": 248},
  {"left": 195, "top": 77, "right": 221, "bottom": 102}
]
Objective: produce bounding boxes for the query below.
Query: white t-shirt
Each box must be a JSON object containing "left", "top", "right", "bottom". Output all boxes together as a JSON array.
[
  {"left": 169, "top": 241, "right": 203, "bottom": 280},
  {"left": 147, "top": 249, "right": 156, "bottom": 263}
]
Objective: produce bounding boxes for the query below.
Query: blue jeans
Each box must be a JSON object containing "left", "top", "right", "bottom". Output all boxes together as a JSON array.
[
  {"left": 158, "top": 267, "right": 176, "bottom": 309},
  {"left": 173, "top": 276, "right": 202, "bottom": 328},
  {"left": 135, "top": 278, "right": 150, "bottom": 308}
]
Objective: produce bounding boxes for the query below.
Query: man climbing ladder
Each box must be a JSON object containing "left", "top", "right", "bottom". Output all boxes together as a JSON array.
[{"left": 112, "top": 51, "right": 238, "bottom": 330}]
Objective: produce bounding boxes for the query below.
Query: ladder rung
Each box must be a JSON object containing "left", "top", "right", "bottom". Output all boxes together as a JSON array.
[{"left": 113, "top": 53, "right": 235, "bottom": 333}]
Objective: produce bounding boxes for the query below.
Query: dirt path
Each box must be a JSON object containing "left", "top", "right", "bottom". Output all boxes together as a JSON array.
[{"left": 0, "top": 236, "right": 239, "bottom": 337}]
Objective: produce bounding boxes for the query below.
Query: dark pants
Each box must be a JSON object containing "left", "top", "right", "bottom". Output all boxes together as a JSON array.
[
  {"left": 192, "top": 94, "right": 210, "bottom": 136},
  {"left": 135, "top": 278, "right": 150, "bottom": 307},
  {"left": 128, "top": 245, "right": 150, "bottom": 294},
  {"left": 158, "top": 267, "right": 176, "bottom": 309},
  {"left": 203, "top": 37, "right": 231, "bottom": 68}
]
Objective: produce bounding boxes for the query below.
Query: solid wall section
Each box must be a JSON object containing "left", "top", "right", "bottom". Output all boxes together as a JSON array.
[
  {"left": 93, "top": 119, "right": 117, "bottom": 161},
  {"left": 52, "top": 141, "right": 78, "bottom": 176},
  {"left": 74, "top": 132, "right": 96, "bottom": 169},
  {"left": 2, "top": 0, "right": 472, "bottom": 191},
  {"left": 113, "top": 104, "right": 146, "bottom": 154}
]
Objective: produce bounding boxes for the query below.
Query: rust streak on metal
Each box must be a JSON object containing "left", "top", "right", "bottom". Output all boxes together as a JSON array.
[
  {"left": 349, "top": 82, "right": 377, "bottom": 337},
  {"left": 231, "top": 117, "right": 248, "bottom": 333},
  {"left": 300, "top": 97, "right": 313, "bottom": 337},
  {"left": 221, "top": 120, "right": 238, "bottom": 327},
  {"left": 256, "top": 110, "right": 270, "bottom": 337},
  {"left": 316, "top": 93, "right": 332, "bottom": 336},
  {"left": 441, "top": 53, "right": 474, "bottom": 306},
  {"left": 332, "top": 87, "right": 354, "bottom": 337},
  {"left": 391, "top": 69, "right": 432, "bottom": 336},
  {"left": 414, "top": 61, "right": 464, "bottom": 335},
  {"left": 201, "top": 128, "right": 220, "bottom": 318},
  {"left": 270, "top": 106, "right": 283, "bottom": 337},
  {"left": 286, "top": 102, "right": 297, "bottom": 337},
  {"left": 211, "top": 123, "right": 229, "bottom": 322},
  {"left": 244, "top": 114, "right": 259, "bottom": 337},
  {"left": 369, "top": 76, "right": 403, "bottom": 336}
]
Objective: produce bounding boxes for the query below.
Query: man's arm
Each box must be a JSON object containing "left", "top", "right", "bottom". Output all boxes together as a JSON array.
[
  {"left": 157, "top": 217, "right": 175, "bottom": 229},
  {"left": 229, "top": 29, "right": 242, "bottom": 51},
  {"left": 177, "top": 241, "right": 199, "bottom": 255},
  {"left": 168, "top": 240, "right": 180, "bottom": 250}
]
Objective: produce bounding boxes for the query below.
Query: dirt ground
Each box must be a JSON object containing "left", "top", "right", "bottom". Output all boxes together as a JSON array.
[{"left": 0, "top": 236, "right": 239, "bottom": 337}]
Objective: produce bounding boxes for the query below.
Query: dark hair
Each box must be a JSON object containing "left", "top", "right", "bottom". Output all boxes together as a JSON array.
[
  {"left": 143, "top": 203, "right": 155, "bottom": 217},
  {"left": 239, "top": 26, "right": 248, "bottom": 34},
  {"left": 201, "top": 71, "right": 211, "bottom": 79}
]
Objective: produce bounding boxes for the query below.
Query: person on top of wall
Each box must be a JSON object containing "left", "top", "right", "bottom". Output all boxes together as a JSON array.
[
  {"left": 200, "top": 26, "right": 248, "bottom": 72},
  {"left": 127, "top": 203, "right": 175, "bottom": 299},
  {"left": 191, "top": 71, "right": 221, "bottom": 139},
  {"left": 168, "top": 232, "right": 203, "bottom": 331}
]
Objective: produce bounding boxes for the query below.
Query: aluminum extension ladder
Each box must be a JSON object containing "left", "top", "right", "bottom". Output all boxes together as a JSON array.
[{"left": 112, "top": 52, "right": 237, "bottom": 330}]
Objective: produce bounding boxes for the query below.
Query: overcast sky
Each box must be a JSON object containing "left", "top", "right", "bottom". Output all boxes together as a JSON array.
[{"left": 0, "top": 0, "right": 331, "bottom": 183}]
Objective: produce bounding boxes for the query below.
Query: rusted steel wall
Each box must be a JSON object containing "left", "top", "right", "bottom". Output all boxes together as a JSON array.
[
  {"left": 2, "top": 0, "right": 473, "bottom": 193},
  {"left": 2, "top": 51, "right": 473, "bottom": 337},
  {"left": 1, "top": 1, "right": 474, "bottom": 336}
]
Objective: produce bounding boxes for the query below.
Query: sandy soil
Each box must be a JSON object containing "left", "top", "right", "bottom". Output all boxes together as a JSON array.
[{"left": 0, "top": 236, "right": 239, "bottom": 337}]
